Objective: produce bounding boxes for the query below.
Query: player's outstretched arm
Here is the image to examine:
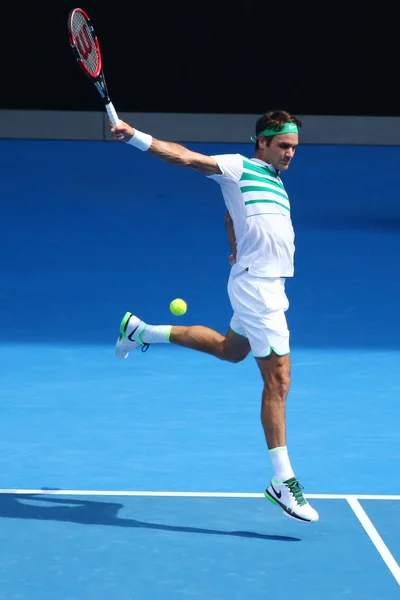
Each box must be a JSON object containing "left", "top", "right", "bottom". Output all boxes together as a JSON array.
[{"left": 109, "top": 120, "right": 221, "bottom": 176}]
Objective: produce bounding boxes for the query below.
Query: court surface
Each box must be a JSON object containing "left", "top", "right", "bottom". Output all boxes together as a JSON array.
[{"left": 0, "top": 138, "right": 399, "bottom": 599}]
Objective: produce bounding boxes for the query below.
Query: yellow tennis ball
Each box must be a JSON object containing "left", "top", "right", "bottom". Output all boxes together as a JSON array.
[{"left": 170, "top": 298, "right": 187, "bottom": 316}]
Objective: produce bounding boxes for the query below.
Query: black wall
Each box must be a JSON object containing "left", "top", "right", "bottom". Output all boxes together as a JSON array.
[{"left": 4, "top": 2, "right": 396, "bottom": 116}]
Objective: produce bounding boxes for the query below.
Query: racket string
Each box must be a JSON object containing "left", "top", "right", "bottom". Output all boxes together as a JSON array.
[{"left": 72, "top": 12, "right": 99, "bottom": 76}]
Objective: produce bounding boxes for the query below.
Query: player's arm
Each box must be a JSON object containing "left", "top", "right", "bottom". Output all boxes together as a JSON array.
[
  {"left": 224, "top": 212, "right": 237, "bottom": 265},
  {"left": 109, "top": 120, "right": 221, "bottom": 176}
]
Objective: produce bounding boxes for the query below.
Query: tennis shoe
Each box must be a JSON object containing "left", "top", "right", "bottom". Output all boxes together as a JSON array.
[
  {"left": 115, "top": 312, "right": 149, "bottom": 360},
  {"left": 265, "top": 477, "right": 319, "bottom": 523}
]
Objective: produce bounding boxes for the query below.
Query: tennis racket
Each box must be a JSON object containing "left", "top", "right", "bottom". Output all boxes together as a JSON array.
[{"left": 68, "top": 8, "right": 119, "bottom": 125}]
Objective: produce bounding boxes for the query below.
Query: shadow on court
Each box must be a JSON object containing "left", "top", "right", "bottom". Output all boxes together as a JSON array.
[{"left": 0, "top": 494, "right": 300, "bottom": 542}]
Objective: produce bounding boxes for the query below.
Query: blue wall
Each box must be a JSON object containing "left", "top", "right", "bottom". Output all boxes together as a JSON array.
[{"left": 1, "top": 139, "right": 400, "bottom": 350}]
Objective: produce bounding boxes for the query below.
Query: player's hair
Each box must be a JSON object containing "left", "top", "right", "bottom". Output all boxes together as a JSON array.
[{"left": 254, "top": 110, "right": 302, "bottom": 149}]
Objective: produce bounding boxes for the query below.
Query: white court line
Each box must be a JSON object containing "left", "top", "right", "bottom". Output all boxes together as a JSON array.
[
  {"left": 347, "top": 497, "right": 400, "bottom": 586},
  {"left": 3, "top": 488, "right": 399, "bottom": 584},
  {"left": 0, "top": 489, "right": 399, "bottom": 500}
]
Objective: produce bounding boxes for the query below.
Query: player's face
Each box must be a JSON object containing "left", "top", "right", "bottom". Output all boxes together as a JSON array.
[{"left": 257, "top": 133, "right": 298, "bottom": 171}]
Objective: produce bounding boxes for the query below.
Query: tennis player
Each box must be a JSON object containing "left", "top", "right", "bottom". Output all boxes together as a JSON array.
[{"left": 109, "top": 110, "right": 319, "bottom": 523}]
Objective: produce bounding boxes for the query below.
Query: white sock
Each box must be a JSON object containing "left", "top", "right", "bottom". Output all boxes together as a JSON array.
[
  {"left": 140, "top": 324, "right": 172, "bottom": 344},
  {"left": 269, "top": 446, "right": 295, "bottom": 482}
]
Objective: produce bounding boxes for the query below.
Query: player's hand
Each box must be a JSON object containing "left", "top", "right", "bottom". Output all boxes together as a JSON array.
[
  {"left": 229, "top": 254, "right": 236, "bottom": 265},
  {"left": 109, "top": 120, "right": 135, "bottom": 142}
]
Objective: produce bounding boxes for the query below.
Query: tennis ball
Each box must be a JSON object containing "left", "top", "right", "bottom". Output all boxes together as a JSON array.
[{"left": 170, "top": 298, "right": 187, "bottom": 316}]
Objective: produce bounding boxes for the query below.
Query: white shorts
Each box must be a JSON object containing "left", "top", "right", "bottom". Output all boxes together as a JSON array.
[{"left": 227, "top": 269, "right": 290, "bottom": 358}]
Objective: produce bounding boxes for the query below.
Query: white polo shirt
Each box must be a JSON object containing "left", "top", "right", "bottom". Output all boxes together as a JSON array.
[{"left": 208, "top": 153, "right": 295, "bottom": 278}]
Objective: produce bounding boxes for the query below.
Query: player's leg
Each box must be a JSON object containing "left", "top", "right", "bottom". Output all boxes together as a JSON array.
[
  {"left": 256, "top": 351, "right": 291, "bottom": 450},
  {"left": 116, "top": 311, "right": 250, "bottom": 363},
  {"left": 170, "top": 324, "right": 250, "bottom": 362},
  {"left": 229, "top": 272, "right": 319, "bottom": 522},
  {"left": 256, "top": 349, "right": 317, "bottom": 522}
]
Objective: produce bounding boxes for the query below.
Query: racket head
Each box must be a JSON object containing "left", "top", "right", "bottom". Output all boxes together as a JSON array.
[{"left": 68, "top": 8, "right": 102, "bottom": 79}]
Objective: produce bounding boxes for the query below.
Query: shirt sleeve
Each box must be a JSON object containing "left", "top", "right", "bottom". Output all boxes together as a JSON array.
[{"left": 207, "top": 154, "right": 243, "bottom": 182}]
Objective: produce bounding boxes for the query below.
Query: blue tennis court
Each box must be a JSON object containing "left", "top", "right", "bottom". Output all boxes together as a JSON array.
[{"left": 0, "top": 138, "right": 399, "bottom": 598}]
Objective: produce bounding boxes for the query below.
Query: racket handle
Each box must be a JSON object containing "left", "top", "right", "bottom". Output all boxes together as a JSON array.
[{"left": 106, "top": 102, "right": 120, "bottom": 126}]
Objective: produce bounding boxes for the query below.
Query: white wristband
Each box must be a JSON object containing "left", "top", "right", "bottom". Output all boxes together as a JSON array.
[{"left": 127, "top": 129, "right": 153, "bottom": 151}]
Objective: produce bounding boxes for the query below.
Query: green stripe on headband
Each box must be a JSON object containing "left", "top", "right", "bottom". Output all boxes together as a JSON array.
[{"left": 250, "top": 123, "right": 298, "bottom": 142}]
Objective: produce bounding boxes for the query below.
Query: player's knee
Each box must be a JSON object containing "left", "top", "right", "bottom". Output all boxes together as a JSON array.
[
  {"left": 259, "top": 355, "right": 291, "bottom": 398},
  {"left": 226, "top": 353, "right": 247, "bottom": 364},
  {"left": 222, "top": 346, "right": 249, "bottom": 363},
  {"left": 269, "top": 368, "right": 291, "bottom": 398},
  {"left": 279, "top": 372, "right": 291, "bottom": 397}
]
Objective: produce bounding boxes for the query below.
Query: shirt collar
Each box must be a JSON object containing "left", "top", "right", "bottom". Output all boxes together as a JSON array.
[{"left": 250, "top": 158, "right": 279, "bottom": 176}]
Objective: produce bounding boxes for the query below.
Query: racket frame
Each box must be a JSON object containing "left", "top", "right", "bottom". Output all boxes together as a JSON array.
[{"left": 68, "top": 8, "right": 119, "bottom": 125}]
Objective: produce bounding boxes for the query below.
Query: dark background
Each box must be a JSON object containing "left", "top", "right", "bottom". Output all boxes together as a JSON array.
[{"left": 3, "top": 2, "right": 395, "bottom": 116}]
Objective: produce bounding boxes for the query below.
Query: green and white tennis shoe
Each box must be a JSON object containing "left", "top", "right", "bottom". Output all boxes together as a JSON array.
[
  {"left": 115, "top": 312, "right": 149, "bottom": 359},
  {"left": 265, "top": 477, "right": 319, "bottom": 523}
]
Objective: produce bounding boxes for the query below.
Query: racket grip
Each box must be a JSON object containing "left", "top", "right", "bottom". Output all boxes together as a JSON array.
[{"left": 106, "top": 102, "right": 120, "bottom": 126}]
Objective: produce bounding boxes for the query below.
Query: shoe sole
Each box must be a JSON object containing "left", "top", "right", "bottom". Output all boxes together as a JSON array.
[
  {"left": 264, "top": 490, "right": 279, "bottom": 505},
  {"left": 115, "top": 312, "right": 134, "bottom": 360},
  {"left": 264, "top": 490, "right": 316, "bottom": 523},
  {"left": 282, "top": 511, "right": 318, "bottom": 523}
]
